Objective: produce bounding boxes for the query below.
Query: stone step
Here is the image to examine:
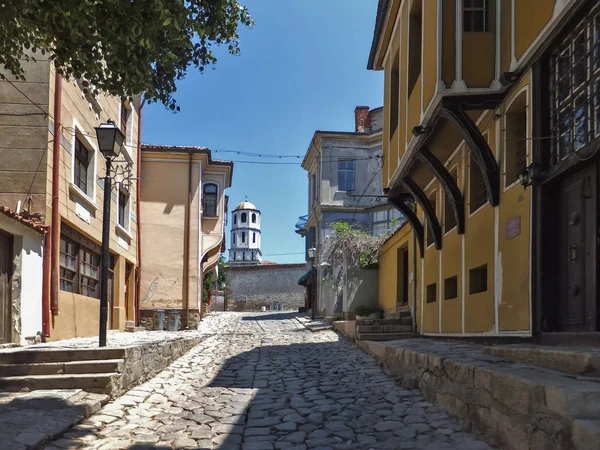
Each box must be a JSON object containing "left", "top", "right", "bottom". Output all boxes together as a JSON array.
[
  {"left": 0, "top": 372, "right": 119, "bottom": 393},
  {"left": 357, "top": 332, "right": 417, "bottom": 342},
  {"left": 355, "top": 318, "right": 408, "bottom": 326},
  {"left": 359, "top": 339, "right": 600, "bottom": 450},
  {"left": 357, "top": 324, "right": 413, "bottom": 334},
  {"left": 0, "top": 348, "right": 125, "bottom": 364},
  {"left": 0, "top": 359, "right": 124, "bottom": 376},
  {"left": 484, "top": 345, "right": 600, "bottom": 377}
]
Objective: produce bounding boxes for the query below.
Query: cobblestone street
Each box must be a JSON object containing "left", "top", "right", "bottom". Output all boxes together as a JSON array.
[{"left": 45, "top": 312, "right": 493, "bottom": 450}]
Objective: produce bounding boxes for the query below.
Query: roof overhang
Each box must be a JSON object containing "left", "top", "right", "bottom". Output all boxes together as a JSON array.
[{"left": 367, "top": 0, "right": 398, "bottom": 71}]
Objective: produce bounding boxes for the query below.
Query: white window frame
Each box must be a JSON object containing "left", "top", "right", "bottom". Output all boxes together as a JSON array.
[
  {"left": 116, "top": 184, "right": 132, "bottom": 236},
  {"left": 338, "top": 160, "right": 356, "bottom": 192},
  {"left": 463, "top": 0, "right": 488, "bottom": 32},
  {"left": 119, "top": 100, "right": 134, "bottom": 163},
  {"left": 69, "top": 118, "right": 98, "bottom": 210}
]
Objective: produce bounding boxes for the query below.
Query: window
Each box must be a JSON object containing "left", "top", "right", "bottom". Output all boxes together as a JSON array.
[
  {"left": 505, "top": 109, "right": 528, "bottom": 187},
  {"left": 232, "top": 253, "right": 236, "bottom": 261},
  {"left": 469, "top": 153, "right": 487, "bottom": 213},
  {"left": 74, "top": 137, "right": 92, "bottom": 195},
  {"left": 464, "top": 0, "right": 487, "bottom": 32},
  {"left": 549, "top": 5, "right": 600, "bottom": 165},
  {"left": 445, "top": 168, "right": 458, "bottom": 232},
  {"left": 444, "top": 276, "right": 458, "bottom": 300},
  {"left": 120, "top": 102, "right": 130, "bottom": 141},
  {"left": 203, "top": 184, "right": 218, "bottom": 217},
  {"left": 233, "top": 233, "right": 236, "bottom": 244},
  {"left": 371, "top": 209, "right": 403, "bottom": 236},
  {"left": 242, "top": 232, "right": 246, "bottom": 243},
  {"left": 252, "top": 213, "right": 257, "bottom": 224},
  {"left": 469, "top": 264, "right": 488, "bottom": 294},
  {"left": 426, "top": 191, "right": 437, "bottom": 247},
  {"left": 408, "top": 1, "right": 422, "bottom": 97},
  {"left": 390, "top": 53, "right": 400, "bottom": 139},
  {"left": 59, "top": 233, "right": 103, "bottom": 299},
  {"left": 253, "top": 232, "right": 256, "bottom": 244},
  {"left": 233, "top": 214, "right": 237, "bottom": 225},
  {"left": 118, "top": 188, "right": 130, "bottom": 230},
  {"left": 241, "top": 212, "right": 247, "bottom": 223},
  {"left": 426, "top": 283, "right": 437, "bottom": 303},
  {"left": 338, "top": 160, "right": 356, "bottom": 192},
  {"left": 311, "top": 174, "right": 317, "bottom": 206}
]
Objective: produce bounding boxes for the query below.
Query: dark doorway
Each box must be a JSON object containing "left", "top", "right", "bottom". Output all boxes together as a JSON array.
[
  {"left": 397, "top": 246, "right": 409, "bottom": 306},
  {"left": 0, "top": 233, "right": 12, "bottom": 344},
  {"left": 556, "top": 165, "right": 598, "bottom": 331}
]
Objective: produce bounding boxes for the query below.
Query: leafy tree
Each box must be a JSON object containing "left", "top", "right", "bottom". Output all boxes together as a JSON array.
[
  {"left": 203, "top": 254, "right": 227, "bottom": 302},
  {"left": 0, "top": 0, "right": 253, "bottom": 110}
]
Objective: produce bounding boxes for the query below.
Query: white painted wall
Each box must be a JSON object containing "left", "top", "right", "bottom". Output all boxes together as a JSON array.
[{"left": 0, "top": 214, "right": 44, "bottom": 344}]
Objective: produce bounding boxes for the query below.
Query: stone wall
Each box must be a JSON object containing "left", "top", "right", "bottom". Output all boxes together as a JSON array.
[
  {"left": 117, "top": 335, "right": 202, "bottom": 395},
  {"left": 139, "top": 309, "right": 201, "bottom": 331},
  {"left": 224, "top": 263, "right": 306, "bottom": 311}
]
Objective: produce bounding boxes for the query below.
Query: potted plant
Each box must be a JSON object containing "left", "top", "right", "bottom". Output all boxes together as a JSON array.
[{"left": 354, "top": 306, "right": 382, "bottom": 320}]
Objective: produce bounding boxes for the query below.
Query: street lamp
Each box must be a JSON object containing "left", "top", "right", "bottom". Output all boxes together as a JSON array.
[
  {"left": 95, "top": 120, "right": 125, "bottom": 347},
  {"left": 307, "top": 247, "right": 316, "bottom": 260}
]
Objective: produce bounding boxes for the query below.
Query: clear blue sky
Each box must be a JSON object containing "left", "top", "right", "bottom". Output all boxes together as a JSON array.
[{"left": 142, "top": 0, "right": 384, "bottom": 264}]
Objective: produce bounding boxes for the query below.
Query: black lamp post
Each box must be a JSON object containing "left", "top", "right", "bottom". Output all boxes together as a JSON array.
[{"left": 95, "top": 120, "right": 125, "bottom": 347}]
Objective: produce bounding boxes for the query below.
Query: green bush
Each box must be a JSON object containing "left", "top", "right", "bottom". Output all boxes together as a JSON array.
[{"left": 354, "top": 306, "right": 381, "bottom": 317}]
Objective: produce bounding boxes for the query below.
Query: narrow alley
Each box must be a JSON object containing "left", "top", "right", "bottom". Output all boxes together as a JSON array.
[{"left": 45, "top": 312, "right": 492, "bottom": 450}]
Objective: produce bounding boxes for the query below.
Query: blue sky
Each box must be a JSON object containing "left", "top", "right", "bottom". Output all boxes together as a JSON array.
[{"left": 142, "top": 0, "right": 384, "bottom": 264}]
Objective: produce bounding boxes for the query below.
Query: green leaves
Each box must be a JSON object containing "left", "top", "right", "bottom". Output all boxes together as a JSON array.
[{"left": 0, "top": 0, "right": 253, "bottom": 110}]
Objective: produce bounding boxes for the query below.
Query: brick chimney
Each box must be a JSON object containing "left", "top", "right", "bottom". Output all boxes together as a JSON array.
[{"left": 354, "top": 106, "right": 370, "bottom": 132}]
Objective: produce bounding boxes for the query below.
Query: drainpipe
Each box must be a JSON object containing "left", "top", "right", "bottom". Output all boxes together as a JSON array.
[
  {"left": 412, "top": 204, "right": 418, "bottom": 334},
  {"left": 134, "top": 99, "right": 145, "bottom": 326},
  {"left": 42, "top": 231, "right": 51, "bottom": 336},
  {"left": 50, "top": 72, "right": 62, "bottom": 317},
  {"left": 184, "top": 153, "right": 193, "bottom": 328}
]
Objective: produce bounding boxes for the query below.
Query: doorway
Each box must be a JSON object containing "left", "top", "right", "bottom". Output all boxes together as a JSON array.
[
  {"left": 0, "top": 232, "right": 12, "bottom": 344},
  {"left": 397, "top": 246, "right": 409, "bottom": 306},
  {"left": 555, "top": 165, "right": 598, "bottom": 331}
]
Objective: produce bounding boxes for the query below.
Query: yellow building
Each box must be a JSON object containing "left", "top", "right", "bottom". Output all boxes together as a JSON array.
[
  {"left": 0, "top": 61, "right": 141, "bottom": 341},
  {"left": 371, "top": 0, "right": 600, "bottom": 336},
  {"left": 139, "top": 145, "right": 233, "bottom": 328}
]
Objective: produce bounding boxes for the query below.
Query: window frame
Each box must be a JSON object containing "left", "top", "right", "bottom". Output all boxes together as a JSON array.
[
  {"left": 202, "top": 182, "right": 219, "bottom": 217},
  {"left": 463, "top": 0, "right": 488, "bottom": 33},
  {"left": 59, "top": 227, "right": 107, "bottom": 299},
  {"left": 338, "top": 160, "right": 356, "bottom": 192},
  {"left": 468, "top": 132, "right": 489, "bottom": 216},
  {"left": 70, "top": 119, "right": 98, "bottom": 205},
  {"left": 426, "top": 189, "right": 438, "bottom": 248},
  {"left": 117, "top": 185, "right": 131, "bottom": 232},
  {"left": 444, "top": 166, "right": 459, "bottom": 234}
]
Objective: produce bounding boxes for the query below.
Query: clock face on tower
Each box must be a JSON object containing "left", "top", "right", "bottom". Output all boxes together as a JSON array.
[{"left": 229, "top": 199, "right": 262, "bottom": 265}]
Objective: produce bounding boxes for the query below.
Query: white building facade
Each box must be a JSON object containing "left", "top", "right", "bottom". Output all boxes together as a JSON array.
[{"left": 229, "top": 200, "right": 262, "bottom": 265}]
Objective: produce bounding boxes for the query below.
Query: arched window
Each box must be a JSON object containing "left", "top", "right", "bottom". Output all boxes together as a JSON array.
[
  {"left": 241, "top": 212, "right": 247, "bottom": 222},
  {"left": 232, "top": 253, "right": 236, "bottom": 261},
  {"left": 242, "top": 232, "right": 246, "bottom": 243},
  {"left": 233, "top": 233, "right": 236, "bottom": 244},
  {"left": 252, "top": 213, "right": 256, "bottom": 223},
  {"left": 253, "top": 232, "right": 256, "bottom": 244},
  {"left": 233, "top": 214, "right": 237, "bottom": 225},
  {"left": 203, "top": 183, "right": 218, "bottom": 216}
]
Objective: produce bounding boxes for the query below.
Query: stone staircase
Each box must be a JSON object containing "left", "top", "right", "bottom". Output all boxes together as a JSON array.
[
  {"left": 356, "top": 312, "right": 416, "bottom": 341},
  {"left": 0, "top": 348, "right": 125, "bottom": 394}
]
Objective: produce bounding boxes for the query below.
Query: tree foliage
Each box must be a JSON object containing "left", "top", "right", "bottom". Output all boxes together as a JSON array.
[
  {"left": 321, "top": 221, "right": 390, "bottom": 271},
  {"left": 0, "top": 0, "right": 253, "bottom": 110}
]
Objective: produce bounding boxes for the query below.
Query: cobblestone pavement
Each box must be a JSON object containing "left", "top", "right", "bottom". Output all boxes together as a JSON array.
[{"left": 45, "top": 312, "right": 493, "bottom": 450}]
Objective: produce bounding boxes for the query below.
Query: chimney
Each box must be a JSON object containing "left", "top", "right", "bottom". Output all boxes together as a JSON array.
[{"left": 354, "top": 106, "right": 370, "bottom": 132}]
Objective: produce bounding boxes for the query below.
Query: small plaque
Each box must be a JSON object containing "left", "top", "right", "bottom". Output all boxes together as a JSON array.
[
  {"left": 506, "top": 216, "right": 521, "bottom": 240},
  {"left": 75, "top": 202, "right": 91, "bottom": 223}
]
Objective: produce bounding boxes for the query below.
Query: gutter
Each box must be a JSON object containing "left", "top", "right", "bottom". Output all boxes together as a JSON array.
[
  {"left": 184, "top": 153, "right": 193, "bottom": 328},
  {"left": 50, "top": 72, "right": 62, "bottom": 318},
  {"left": 134, "top": 98, "right": 145, "bottom": 326}
]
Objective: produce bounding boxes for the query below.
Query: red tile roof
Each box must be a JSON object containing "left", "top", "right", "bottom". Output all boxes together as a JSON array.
[{"left": 0, "top": 206, "right": 48, "bottom": 234}]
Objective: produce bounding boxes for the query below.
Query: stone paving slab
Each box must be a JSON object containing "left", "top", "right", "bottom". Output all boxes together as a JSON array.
[
  {"left": 40, "top": 311, "right": 493, "bottom": 450},
  {"left": 0, "top": 330, "right": 205, "bottom": 352},
  {"left": 295, "top": 316, "right": 333, "bottom": 332},
  {"left": 0, "top": 389, "right": 107, "bottom": 450}
]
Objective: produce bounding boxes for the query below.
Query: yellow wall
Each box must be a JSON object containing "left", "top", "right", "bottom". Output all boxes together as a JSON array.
[
  {"left": 515, "top": 0, "right": 554, "bottom": 60},
  {"left": 463, "top": 32, "right": 496, "bottom": 88},
  {"left": 378, "top": 224, "right": 412, "bottom": 311},
  {"left": 422, "top": 0, "right": 438, "bottom": 109},
  {"left": 441, "top": 0, "right": 456, "bottom": 87},
  {"left": 52, "top": 292, "right": 107, "bottom": 340}
]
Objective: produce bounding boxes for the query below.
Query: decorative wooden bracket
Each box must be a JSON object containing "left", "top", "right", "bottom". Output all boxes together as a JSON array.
[
  {"left": 387, "top": 189, "right": 424, "bottom": 258},
  {"left": 404, "top": 177, "right": 442, "bottom": 250},
  {"left": 416, "top": 147, "right": 465, "bottom": 234},
  {"left": 439, "top": 104, "right": 500, "bottom": 206}
]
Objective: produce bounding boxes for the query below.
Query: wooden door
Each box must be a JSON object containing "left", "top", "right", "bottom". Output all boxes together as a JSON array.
[
  {"left": 397, "top": 247, "right": 409, "bottom": 306},
  {"left": 558, "top": 166, "right": 598, "bottom": 331},
  {"left": 0, "top": 233, "right": 12, "bottom": 344}
]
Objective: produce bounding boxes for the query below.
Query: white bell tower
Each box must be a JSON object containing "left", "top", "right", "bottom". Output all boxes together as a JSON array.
[{"left": 229, "top": 198, "right": 262, "bottom": 265}]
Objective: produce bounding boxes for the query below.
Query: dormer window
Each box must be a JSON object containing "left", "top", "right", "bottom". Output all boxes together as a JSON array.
[{"left": 203, "top": 183, "right": 218, "bottom": 217}]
